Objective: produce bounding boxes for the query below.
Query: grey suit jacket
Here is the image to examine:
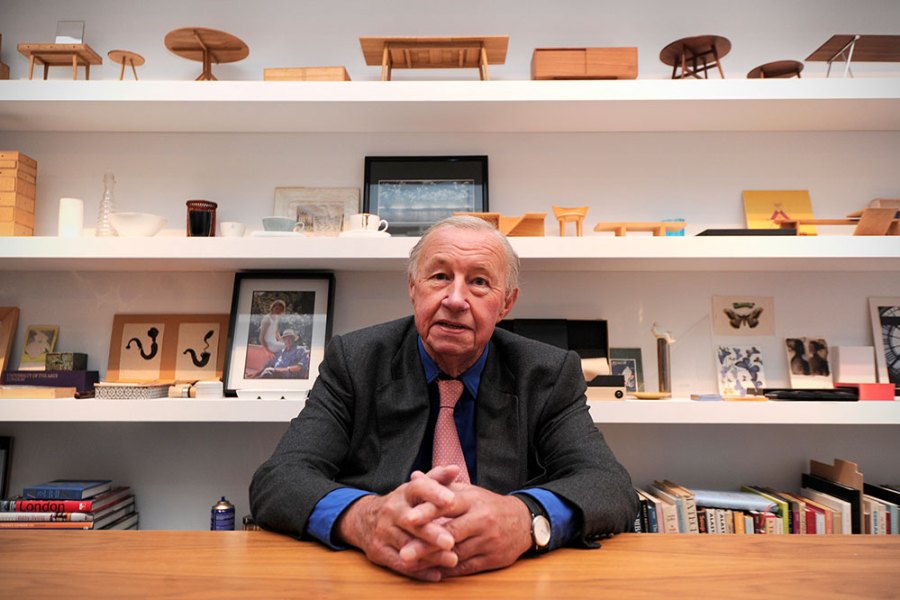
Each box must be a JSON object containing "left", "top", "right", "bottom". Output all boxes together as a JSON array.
[{"left": 250, "top": 316, "right": 639, "bottom": 545}]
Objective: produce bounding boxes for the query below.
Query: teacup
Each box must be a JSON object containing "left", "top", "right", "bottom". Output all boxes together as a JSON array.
[
  {"left": 347, "top": 213, "right": 389, "bottom": 233},
  {"left": 219, "top": 221, "right": 246, "bottom": 237},
  {"left": 262, "top": 216, "right": 306, "bottom": 233}
]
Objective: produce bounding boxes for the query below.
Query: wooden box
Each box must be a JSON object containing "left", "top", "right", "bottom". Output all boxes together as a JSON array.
[
  {"left": 0, "top": 151, "right": 37, "bottom": 237},
  {"left": 531, "top": 47, "right": 638, "bottom": 80},
  {"left": 264, "top": 66, "right": 351, "bottom": 81}
]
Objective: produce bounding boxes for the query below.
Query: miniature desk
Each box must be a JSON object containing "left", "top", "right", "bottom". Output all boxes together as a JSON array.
[
  {"left": 17, "top": 43, "right": 103, "bottom": 80},
  {"left": 164, "top": 27, "right": 249, "bottom": 81},
  {"left": 659, "top": 35, "right": 731, "bottom": 79},
  {"left": 594, "top": 221, "right": 687, "bottom": 236},
  {"left": 806, "top": 34, "right": 900, "bottom": 77},
  {"left": 359, "top": 36, "right": 508, "bottom": 80}
]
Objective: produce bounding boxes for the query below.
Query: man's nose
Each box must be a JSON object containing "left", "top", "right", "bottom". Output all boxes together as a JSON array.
[{"left": 443, "top": 278, "right": 469, "bottom": 309}]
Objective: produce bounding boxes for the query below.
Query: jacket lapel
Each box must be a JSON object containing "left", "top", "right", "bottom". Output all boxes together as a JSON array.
[{"left": 475, "top": 342, "right": 524, "bottom": 493}]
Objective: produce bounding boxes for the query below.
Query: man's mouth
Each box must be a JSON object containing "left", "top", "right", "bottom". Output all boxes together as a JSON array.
[{"left": 436, "top": 320, "right": 467, "bottom": 331}]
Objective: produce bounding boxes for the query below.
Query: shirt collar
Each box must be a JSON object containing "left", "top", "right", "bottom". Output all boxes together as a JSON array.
[{"left": 417, "top": 336, "right": 489, "bottom": 399}]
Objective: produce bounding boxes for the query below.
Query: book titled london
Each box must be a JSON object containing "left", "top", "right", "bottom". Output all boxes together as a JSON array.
[{"left": 22, "top": 480, "right": 112, "bottom": 500}]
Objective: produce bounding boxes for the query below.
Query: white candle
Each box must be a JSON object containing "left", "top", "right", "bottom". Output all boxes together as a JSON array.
[{"left": 58, "top": 197, "right": 84, "bottom": 238}]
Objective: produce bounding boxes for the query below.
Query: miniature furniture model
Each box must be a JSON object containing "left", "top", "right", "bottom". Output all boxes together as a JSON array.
[
  {"left": 264, "top": 67, "right": 351, "bottom": 81},
  {"left": 107, "top": 50, "right": 145, "bottom": 80},
  {"left": 164, "top": 27, "right": 249, "bottom": 81},
  {"left": 359, "top": 36, "right": 508, "bottom": 80},
  {"left": 552, "top": 206, "right": 589, "bottom": 236},
  {"left": 806, "top": 34, "right": 900, "bottom": 78},
  {"left": 500, "top": 212, "right": 546, "bottom": 236},
  {"left": 531, "top": 48, "right": 637, "bottom": 80},
  {"left": 659, "top": 35, "right": 731, "bottom": 79},
  {"left": 593, "top": 221, "right": 687, "bottom": 236},
  {"left": 747, "top": 59, "right": 803, "bottom": 79},
  {"left": 776, "top": 207, "right": 900, "bottom": 236},
  {"left": 17, "top": 43, "right": 103, "bottom": 80}
]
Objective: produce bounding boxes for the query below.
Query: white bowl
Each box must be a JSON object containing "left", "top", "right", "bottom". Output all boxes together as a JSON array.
[{"left": 109, "top": 212, "right": 167, "bottom": 237}]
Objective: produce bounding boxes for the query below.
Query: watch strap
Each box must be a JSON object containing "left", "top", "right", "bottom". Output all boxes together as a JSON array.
[{"left": 512, "top": 492, "right": 551, "bottom": 552}]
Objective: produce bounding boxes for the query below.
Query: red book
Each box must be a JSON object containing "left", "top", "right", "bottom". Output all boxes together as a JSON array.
[{"left": 11, "top": 486, "right": 131, "bottom": 513}]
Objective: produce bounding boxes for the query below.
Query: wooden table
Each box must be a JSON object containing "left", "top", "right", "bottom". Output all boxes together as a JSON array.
[
  {"left": 1, "top": 531, "right": 898, "bottom": 598},
  {"left": 107, "top": 50, "right": 145, "bottom": 80},
  {"left": 659, "top": 35, "right": 731, "bottom": 79},
  {"left": 17, "top": 43, "right": 103, "bottom": 80},
  {"left": 164, "top": 27, "right": 249, "bottom": 81},
  {"left": 359, "top": 35, "right": 508, "bottom": 80},
  {"left": 806, "top": 34, "right": 900, "bottom": 77},
  {"left": 594, "top": 221, "right": 687, "bottom": 236}
]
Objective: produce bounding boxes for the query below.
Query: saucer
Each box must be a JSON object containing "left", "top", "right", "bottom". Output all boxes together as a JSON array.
[
  {"left": 339, "top": 230, "right": 390, "bottom": 238},
  {"left": 250, "top": 231, "right": 308, "bottom": 237}
]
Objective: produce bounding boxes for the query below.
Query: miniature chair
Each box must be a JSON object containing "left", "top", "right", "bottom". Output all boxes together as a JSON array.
[
  {"left": 659, "top": 35, "right": 731, "bottom": 79},
  {"left": 747, "top": 60, "right": 803, "bottom": 79},
  {"left": 552, "top": 206, "right": 589, "bottom": 236},
  {"left": 108, "top": 50, "right": 145, "bottom": 80}
]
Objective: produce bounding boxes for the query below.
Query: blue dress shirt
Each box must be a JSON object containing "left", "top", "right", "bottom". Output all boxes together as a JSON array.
[{"left": 306, "top": 337, "right": 577, "bottom": 550}]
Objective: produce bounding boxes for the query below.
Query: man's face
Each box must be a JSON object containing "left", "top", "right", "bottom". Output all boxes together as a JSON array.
[{"left": 409, "top": 227, "right": 518, "bottom": 376}]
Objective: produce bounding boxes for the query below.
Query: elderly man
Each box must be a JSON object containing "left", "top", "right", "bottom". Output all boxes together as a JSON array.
[
  {"left": 256, "top": 329, "right": 309, "bottom": 379},
  {"left": 250, "top": 216, "right": 638, "bottom": 581}
]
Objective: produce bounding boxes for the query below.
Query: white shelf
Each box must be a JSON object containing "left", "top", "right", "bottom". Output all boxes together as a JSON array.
[
  {"left": 1, "top": 235, "right": 898, "bottom": 272},
  {"left": 2, "top": 397, "right": 897, "bottom": 423},
  {"left": 1, "top": 79, "right": 899, "bottom": 133}
]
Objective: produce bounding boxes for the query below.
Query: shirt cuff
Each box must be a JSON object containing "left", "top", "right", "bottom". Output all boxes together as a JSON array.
[
  {"left": 512, "top": 488, "right": 577, "bottom": 551},
  {"left": 307, "top": 488, "right": 373, "bottom": 550}
]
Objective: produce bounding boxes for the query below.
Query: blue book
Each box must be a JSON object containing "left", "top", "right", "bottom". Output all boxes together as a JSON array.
[{"left": 23, "top": 480, "right": 112, "bottom": 500}]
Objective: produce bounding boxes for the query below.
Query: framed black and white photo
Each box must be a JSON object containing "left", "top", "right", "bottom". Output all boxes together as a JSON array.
[
  {"left": 223, "top": 271, "right": 335, "bottom": 397},
  {"left": 869, "top": 297, "right": 900, "bottom": 389},
  {"left": 363, "top": 155, "right": 488, "bottom": 236}
]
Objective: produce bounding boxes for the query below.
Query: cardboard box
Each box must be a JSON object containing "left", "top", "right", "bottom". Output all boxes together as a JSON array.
[
  {"left": 532, "top": 47, "right": 638, "bottom": 80},
  {"left": 264, "top": 66, "right": 351, "bottom": 81}
]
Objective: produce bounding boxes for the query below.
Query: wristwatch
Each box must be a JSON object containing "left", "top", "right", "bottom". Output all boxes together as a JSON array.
[{"left": 513, "top": 493, "right": 551, "bottom": 553}]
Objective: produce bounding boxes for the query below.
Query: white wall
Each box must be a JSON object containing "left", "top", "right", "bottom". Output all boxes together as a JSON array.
[{"left": 1, "top": 1, "right": 899, "bottom": 529}]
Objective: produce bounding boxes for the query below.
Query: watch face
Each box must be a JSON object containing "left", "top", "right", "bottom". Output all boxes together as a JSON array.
[{"left": 533, "top": 515, "right": 551, "bottom": 548}]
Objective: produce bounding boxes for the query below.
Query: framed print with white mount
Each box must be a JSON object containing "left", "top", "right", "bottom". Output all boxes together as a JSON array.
[
  {"left": 223, "top": 271, "right": 334, "bottom": 398},
  {"left": 869, "top": 297, "right": 900, "bottom": 389},
  {"left": 363, "top": 155, "right": 488, "bottom": 236}
]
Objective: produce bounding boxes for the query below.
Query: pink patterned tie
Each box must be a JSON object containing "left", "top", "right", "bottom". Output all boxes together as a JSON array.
[{"left": 433, "top": 379, "right": 470, "bottom": 484}]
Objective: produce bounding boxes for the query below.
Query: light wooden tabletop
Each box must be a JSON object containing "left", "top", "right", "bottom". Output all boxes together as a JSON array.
[
  {"left": 1, "top": 530, "right": 898, "bottom": 598},
  {"left": 359, "top": 35, "right": 509, "bottom": 66}
]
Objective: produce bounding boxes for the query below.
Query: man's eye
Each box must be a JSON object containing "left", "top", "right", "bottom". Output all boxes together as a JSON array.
[
  {"left": 432, "top": 273, "right": 449, "bottom": 281},
  {"left": 472, "top": 277, "right": 489, "bottom": 286}
]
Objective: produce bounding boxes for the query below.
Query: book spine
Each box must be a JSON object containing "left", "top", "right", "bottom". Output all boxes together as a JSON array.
[
  {"left": 0, "top": 511, "right": 92, "bottom": 522},
  {"left": 0, "top": 370, "right": 99, "bottom": 391},
  {"left": 0, "top": 520, "right": 93, "bottom": 529},
  {"left": 11, "top": 498, "right": 97, "bottom": 512},
  {"left": 22, "top": 488, "right": 83, "bottom": 500}
]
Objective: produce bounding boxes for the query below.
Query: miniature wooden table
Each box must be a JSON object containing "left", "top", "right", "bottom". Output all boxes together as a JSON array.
[
  {"left": 747, "top": 59, "right": 803, "bottom": 79},
  {"left": 659, "top": 35, "right": 731, "bottom": 79},
  {"left": 107, "top": 50, "right": 145, "bottom": 80},
  {"left": 359, "top": 36, "right": 508, "bottom": 80},
  {"left": 594, "top": 221, "right": 687, "bottom": 236},
  {"left": 17, "top": 43, "right": 103, "bottom": 80},
  {"left": 164, "top": 27, "right": 249, "bottom": 81},
  {"left": 806, "top": 34, "right": 900, "bottom": 77}
]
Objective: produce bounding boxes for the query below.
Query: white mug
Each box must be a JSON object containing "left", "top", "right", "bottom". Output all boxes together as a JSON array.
[
  {"left": 348, "top": 213, "right": 389, "bottom": 232},
  {"left": 219, "top": 221, "right": 246, "bottom": 237},
  {"left": 58, "top": 197, "right": 84, "bottom": 238}
]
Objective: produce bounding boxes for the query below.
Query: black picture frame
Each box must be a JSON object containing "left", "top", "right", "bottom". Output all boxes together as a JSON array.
[
  {"left": 363, "top": 155, "right": 489, "bottom": 236},
  {"left": 0, "top": 436, "right": 11, "bottom": 500},
  {"left": 223, "top": 271, "right": 335, "bottom": 398}
]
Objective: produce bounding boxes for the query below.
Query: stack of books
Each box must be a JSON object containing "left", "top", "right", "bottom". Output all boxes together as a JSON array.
[
  {"left": 634, "top": 459, "right": 899, "bottom": 535},
  {"left": 0, "top": 479, "right": 138, "bottom": 530}
]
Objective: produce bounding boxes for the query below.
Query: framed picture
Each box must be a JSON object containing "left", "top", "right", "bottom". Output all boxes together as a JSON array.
[
  {"left": 223, "top": 271, "right": 335, "bottom": 397},
  {"left": 274, "top": 187, "right": 359, "bottom": 233},
  {"left": 0, "top": 307, "right": 19, "bottom": 373},
  {"left": 19, "top": 324, "right": 59, "bottom": 371},
  {"left": 0, "top": 436, "right": 11, "bottom": 500},
  {"left": 711, "top": 295, "right": 775, "bottom": 336},
  {"left": 715, "top": 345, "right": 767, "bottom": 396},
  {"left": 869, "top": 297, "right": 900, "bottom": 388},
  {"left": 784, "top": 336, "right": 833, "bottom": 389},
  {"left": 363, "top": 155, "right": 489, "bottom": 236},
  {"left": 610, "top": 347, "right": 644, "bottom": 392},
  {"left": 107, "top": 314, "right": 229, "bottom": 383}
]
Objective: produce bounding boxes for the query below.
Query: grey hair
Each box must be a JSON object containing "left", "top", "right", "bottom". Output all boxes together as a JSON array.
[{"left": 408, "top": 215, "right": 520, "bottom": 296}]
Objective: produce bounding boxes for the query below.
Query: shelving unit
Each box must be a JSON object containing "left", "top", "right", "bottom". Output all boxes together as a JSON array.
[{"left": 1, "top": 3, "right": 898, "bottom": 529}]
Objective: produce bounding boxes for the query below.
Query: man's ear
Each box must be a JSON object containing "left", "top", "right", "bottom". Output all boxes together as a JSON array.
[{"left": 498, "top": 287, "right": 519, "bottom": 319}]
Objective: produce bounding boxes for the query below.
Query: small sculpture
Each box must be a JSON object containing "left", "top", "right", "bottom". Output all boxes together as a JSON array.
[{"left": 552, "top": 206, "right": 588, "bottom": 236}]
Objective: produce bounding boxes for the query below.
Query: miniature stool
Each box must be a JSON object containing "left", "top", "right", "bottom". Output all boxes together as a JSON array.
[
  {"left": 747, "top": 60, "right": 803, "bottom": 79},
  {"left": 552, "top": 206, "right": 589, "bottom": 236},
  {"left": 108, "top": 50, "right": 145, "bottom": 80},
  {"left": 659, "top": 35, "right": 731, "bottom": 79}
]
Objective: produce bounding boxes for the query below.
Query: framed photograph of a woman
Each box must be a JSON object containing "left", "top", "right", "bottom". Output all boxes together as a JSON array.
[{"left": 223, "top": 271, "right": 335, "bottom": 397}]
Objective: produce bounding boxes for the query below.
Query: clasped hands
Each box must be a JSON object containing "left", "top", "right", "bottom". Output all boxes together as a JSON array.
[{"left": 336, "top": 465, "right": 534, "bottom": 581}]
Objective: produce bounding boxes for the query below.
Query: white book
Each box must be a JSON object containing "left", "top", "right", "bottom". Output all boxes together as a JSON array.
[
  {"left": 650, "top": 484, "right": 685, "bottom": 533},
  {"left": 744, "top": 514, "right": 755, "bottom": 534},
  {"left": 863, "top": 495, "right": 887, "bottom": 535},
  {"left": 801, "top": 488, "right": 852, "bottom": 534}
]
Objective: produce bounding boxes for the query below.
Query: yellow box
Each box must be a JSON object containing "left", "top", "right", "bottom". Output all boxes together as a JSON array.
[
  {"left": 0, "top": 206, "right": 34, "bottom": 228},
  {"left": 0, "top": 192, "right": 36, "bottom": 213},
  {"left": 0, "top": 151, "right": 37, "bottom": 169},
  {"left": 0, "top": 221, "right": 33, "bottom": 236},
  {"left": 264, "top": 66, "right": 351, "bottom": 81},
  {"left": 0, "top": 176, "right": 36, "bottom": 196}
]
